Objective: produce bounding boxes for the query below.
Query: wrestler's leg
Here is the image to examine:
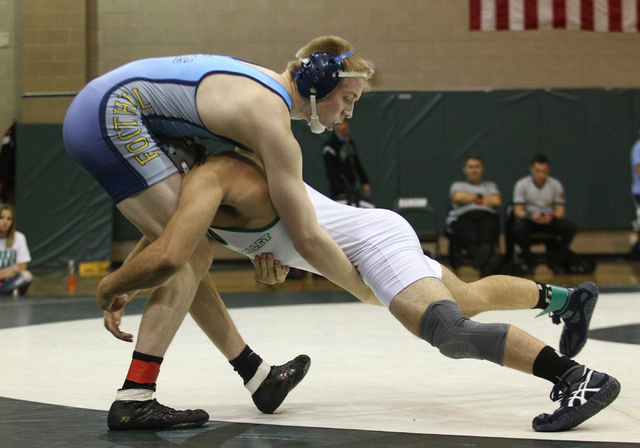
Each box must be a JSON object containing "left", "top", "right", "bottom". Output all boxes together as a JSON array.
[
  {"left": 439, "top": 263, "right": 598, "bottom": 358},
  {"left": 119, "top": 177, "right": 309, "bottom": 414},
  {"left": 388, "top": 277, "right": 619, "bottom": 432},
  {"left": 124, "top": 236, "right": 152, "bottom": 263},
  {"left": 115, "top": 173, "right": 182, "bottom": 240},
  {"left": 105, "top": 175, "right": 213, "bottom": 429},
  {"left": 117, "top": 174, "right": 212, "bottom": 356},
  {"left": 189, "top": 271, "right": 246, "bottom": 360},
  {"left": 439, "top": 264, "right": 538, "bottom": 318},
  {"left": 189, "top": 268, "right": 311, "bottom": 414},
  {"left": 387, "top": 277, "right": 542, "bottom": 373},
  {"left": 134, "top": 239, "right": 213, "bottom": 356}
]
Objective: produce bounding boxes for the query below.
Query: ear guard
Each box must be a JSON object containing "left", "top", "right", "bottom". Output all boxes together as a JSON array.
[
  {"left": 294, "top": 51, "right": 367, "bottom": 134},
  {"left": 295, "top": 51, "right": 363, "bottom": 101}
]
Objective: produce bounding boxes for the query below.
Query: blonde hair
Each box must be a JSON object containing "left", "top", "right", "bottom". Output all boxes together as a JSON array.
[
  {"left": 287, "top": 36, "right": 375, "bottom": 91},
  {"left": 0, "top": 203, "right": 16, "bottom": 248}
]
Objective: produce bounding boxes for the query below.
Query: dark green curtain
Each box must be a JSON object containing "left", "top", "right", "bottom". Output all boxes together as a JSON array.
[
  {"left": 16, "top": 124, "right": 112, "bottom": 268},
  {"left": 15, "top": 88, "right": 640, "bottom": 267},
  {"left": 298, "top": 89, "right": 637, "bottom": 230}
]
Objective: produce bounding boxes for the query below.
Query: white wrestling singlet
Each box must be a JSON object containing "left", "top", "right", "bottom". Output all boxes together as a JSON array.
[{"left": 209, "top": 185, "right": 442, "bottom": 307}]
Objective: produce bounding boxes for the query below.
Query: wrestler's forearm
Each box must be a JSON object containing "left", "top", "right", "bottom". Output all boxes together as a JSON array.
[
  {"left": 356, "top": 287, "right": 383, "bottom": 306},
  {"left": 100, "top": 168, "right": 221, "bottom": 297},
  {"left": 300, "top": 230, "right": 373, "bottom": 301},
  {"left": 99, "top": 248, "right": 182, "bottom": 296},
  {"left": 108, "top": 237, "right": 151, "bottom": 299}
]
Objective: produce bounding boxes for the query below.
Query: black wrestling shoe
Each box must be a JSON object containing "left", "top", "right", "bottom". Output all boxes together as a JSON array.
[
  {"left": 532, "top": 365, "right": 620, "bottom": 432},
  {"left": 552, "top": 282, "right": 598, "bottom": 358},
  {"left": 252, "top": 355, "right": 311, "bottom": 414},
  {"left": 107, "top": 399, "right": 209, "bottom": 430}
]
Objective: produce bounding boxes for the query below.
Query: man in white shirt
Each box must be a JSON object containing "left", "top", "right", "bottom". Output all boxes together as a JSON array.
[
  {"left": 512, "top": 154, "right": 577, "bottom": 273},
  {"left": 449, "top": 155, "right": 501, "bottom": 276}
]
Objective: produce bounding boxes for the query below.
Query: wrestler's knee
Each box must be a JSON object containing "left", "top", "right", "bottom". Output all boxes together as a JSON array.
[{"left": 419, "top": 300, "right": 509, "bottom": 365}]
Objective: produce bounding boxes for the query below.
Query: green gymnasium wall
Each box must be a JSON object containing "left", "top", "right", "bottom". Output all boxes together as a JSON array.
[
  {"left": 297, "top": 89, "right": 640, "bottom": 233},
  {"left": 15, "top": 89, "right": 640, "bottom": 267},
  {"left": 15, "top": 124, "right": 112, "bottom": 268}
]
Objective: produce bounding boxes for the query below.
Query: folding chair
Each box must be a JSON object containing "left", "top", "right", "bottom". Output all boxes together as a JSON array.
[{"left": 394, "top": 197, "right": 440, "bottom": 258}]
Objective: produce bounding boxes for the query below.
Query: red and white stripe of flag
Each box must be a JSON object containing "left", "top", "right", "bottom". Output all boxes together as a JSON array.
[{"left": 470, "top": 0, "right": 640, "bottom": 31}]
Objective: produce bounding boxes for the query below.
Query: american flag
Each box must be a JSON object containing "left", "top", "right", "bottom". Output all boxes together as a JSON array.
[{"left": 470, "top": 0, "right": 640, "bottom": 31}]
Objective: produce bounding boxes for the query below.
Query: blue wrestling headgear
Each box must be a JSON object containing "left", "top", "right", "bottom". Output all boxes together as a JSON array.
[
  {"left": 295, "top": 51, "right": 353, "bottom": 101},
  {"left": 294, "top": 51, "right": 368, "bottom": 134}
]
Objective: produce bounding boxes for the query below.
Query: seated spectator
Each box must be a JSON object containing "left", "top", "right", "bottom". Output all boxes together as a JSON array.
[
  {"left": 512, "top": 154, "right": 577, "bottom": 274},
  {"left": 322, "top": 118, "right": 374, "bottom": 208},
  {"left": 0, "top": 203, "right": 33, "bottom": 296},
  {"left": 449, "top": 155, "right": 502, "bottom": 276}
]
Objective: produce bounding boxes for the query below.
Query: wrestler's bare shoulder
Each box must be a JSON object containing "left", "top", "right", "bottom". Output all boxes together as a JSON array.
[
  {"left": 196, "top": 63, "right": 288, "bottom": 117},
  {"left": 202, "top": 151, "right": 265, "bottom": 178},
  {"left": 203, "top": 152, "right": 276, "bottom": 229}
]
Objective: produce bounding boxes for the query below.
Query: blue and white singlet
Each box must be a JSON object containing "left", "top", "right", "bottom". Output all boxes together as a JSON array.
[{"left": 63, "top": 55, "right": 291, "bottom": 203}]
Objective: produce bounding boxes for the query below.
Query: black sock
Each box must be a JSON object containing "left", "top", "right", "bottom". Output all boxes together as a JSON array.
[
  {"left": 532, "top": 345, "right": 578, "bottom": 384},
  {"left": 122, "top": 380, "right": 156, "bottom": 390},
  {"left": 534, "top": 282, "right": 551, "bottom": 310},
  {"left": 229, "top": 345, "right": 263, "bottom": 385},
  {"left": 132, "top": 351, "right": 164, "bottom": 364},
  {"left": 534, "top": 282, "right": 570, "bottom": 315},
  {"left": 122, "top": 351, "right": 163, "bottom": 391}
]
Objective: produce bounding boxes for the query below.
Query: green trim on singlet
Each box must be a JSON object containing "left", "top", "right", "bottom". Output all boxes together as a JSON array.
[{"left": 210, "top": 216, "right": 280, "bottom": 233}]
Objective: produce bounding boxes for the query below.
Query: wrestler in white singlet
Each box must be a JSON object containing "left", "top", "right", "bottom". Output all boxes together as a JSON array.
[{"left": 209, "top": 184, "right": 442, "bottom": 307}]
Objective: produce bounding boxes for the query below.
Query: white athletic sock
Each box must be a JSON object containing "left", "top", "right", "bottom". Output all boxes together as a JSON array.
[
  {"left": 244, "top": 360, "right": 271, "bottom": 394},
  {"left": 115, "top": 388, "right": 154, "bottom": 401}
]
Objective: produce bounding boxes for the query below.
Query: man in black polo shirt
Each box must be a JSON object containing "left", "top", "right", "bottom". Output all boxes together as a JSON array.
[{"left": 321, "top": 118, "right": 373, "bottom": 208}]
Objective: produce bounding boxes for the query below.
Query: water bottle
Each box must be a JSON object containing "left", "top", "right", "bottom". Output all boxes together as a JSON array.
[{"left": 67, "top": 260, "right": 77, "bottom": 293}]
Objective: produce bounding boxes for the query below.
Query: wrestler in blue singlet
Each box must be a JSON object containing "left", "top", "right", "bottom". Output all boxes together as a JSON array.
[{"left": 63, "top": 55, "right": 291, "bottom": 203}]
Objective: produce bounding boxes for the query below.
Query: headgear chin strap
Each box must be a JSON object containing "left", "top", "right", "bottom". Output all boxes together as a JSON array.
[
  {"left": 309, "top": 95, "right": 326, "bottom": 134},
  {"left": 295, "top": 51, "right": 368, "bottom": 134}
]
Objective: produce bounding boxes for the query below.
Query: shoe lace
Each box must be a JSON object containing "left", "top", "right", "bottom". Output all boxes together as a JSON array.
[
  {"left": 136, "top": 400, "right": 179, "bottom": 422},
  {"left": 549, "top": 377, "right": 572, "bottom": 402}
]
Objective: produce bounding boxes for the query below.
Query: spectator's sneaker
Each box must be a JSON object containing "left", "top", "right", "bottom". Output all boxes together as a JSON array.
[
  {"left": 107, "top": 399, "right": 209, "bottom": 430},
  {"left": 252, "top": 355, "right": 311, "bottom": 414},
  {"left": 532, "top": 365, "right": 620, "bottom": 432},
  {"left": 551, "top": 282, "right": 598, "bottom": 358}
]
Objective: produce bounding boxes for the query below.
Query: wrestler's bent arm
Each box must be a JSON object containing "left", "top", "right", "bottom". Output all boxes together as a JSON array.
[
  {"left": 257, "top": 122, "right": 371, "bottom": 301},
  {"left": 96, "top": 166, "right": 223, "bottom": 311}
]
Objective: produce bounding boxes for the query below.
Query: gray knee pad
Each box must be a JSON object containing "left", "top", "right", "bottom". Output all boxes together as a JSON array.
[{"left": 419, "top": 300, "right": 509, "bottom": 366}]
